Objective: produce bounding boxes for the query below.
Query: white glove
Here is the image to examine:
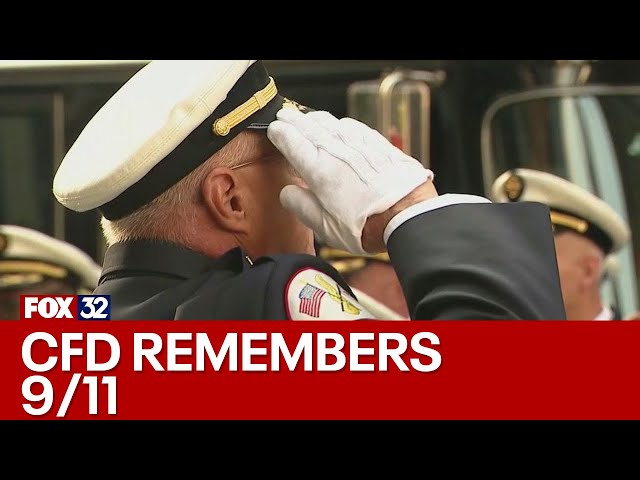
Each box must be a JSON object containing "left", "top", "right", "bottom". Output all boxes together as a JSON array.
[{"left": 267, "top": 109, "right": 434, "bottom": 255}]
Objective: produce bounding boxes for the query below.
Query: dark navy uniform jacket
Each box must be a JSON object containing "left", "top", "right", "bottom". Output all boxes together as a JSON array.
[{"left": 95, "top": 202, "right": 567, "bottom": 320}]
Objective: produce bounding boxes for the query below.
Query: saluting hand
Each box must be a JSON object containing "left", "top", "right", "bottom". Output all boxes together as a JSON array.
[{"left": 268, "top": 109, "right": 436, "bottom": 255}]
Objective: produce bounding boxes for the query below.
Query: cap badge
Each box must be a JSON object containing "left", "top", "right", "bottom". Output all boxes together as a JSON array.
[
  {"left": 283, "top": 98, "right": 311, "bottom": 113},
  {"left": 504, "top": 174, "right": 524, "bottom": 202}
]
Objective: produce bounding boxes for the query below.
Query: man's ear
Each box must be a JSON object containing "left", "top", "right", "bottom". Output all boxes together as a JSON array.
[
  {"left": 201, "top": 168, "right": 249, "bottom": 234},
  {"left": 581, "top": 254, "right": 603, "bottom": 289}
]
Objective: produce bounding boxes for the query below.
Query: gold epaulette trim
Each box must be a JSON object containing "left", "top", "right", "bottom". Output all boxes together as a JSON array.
[{"left": 212, "top": 77, "right": 278, "bottom": 137}]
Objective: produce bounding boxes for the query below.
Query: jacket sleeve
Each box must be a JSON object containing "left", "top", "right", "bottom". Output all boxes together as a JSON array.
[{"left": 386, "top": 202, "right": 567, "bottom": 320}]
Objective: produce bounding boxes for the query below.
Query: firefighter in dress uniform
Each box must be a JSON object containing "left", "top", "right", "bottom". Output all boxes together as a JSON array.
[
  {"left": 0, "top": 225, "right": 101, "bottom": 319},
  {"left": 52, "top": 60, "right": 566, "bottom": 320},
  {"left": 491, "top": 169, "right": 632, "bottom": 321}
]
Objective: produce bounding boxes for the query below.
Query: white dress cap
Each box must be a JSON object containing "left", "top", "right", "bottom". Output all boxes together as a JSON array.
[
  {"left": 491, "top": 168, "right": 631, "bottom": 255},
  {"left": 53, "top": 60, "right": 306, "bottom": 221},
  {"left": 0, "top": 225, "right": 102, "bottom": 290}
]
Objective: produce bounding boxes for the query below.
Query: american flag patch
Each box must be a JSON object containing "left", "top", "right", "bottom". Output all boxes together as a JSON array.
[{"left": 299, "top": 283, "right": 326, "bottom": 318}]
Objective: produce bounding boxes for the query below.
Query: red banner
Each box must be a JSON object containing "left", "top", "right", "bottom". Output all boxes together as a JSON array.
[{"left": 0, "top": 320, "right": 639, "bottom": 420}]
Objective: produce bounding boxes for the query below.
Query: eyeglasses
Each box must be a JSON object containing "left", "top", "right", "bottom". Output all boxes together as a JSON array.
[
  {"left": 231, "top": 161, "right": 261, "bottom": 171},
  {"left": 230, "top": 154, "right": 281, "bottom": 171}
]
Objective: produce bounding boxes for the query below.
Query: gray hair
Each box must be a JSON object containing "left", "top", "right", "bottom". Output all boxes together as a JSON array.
[{"left": 101, "top": 132, "right": 265, "bottom": 247}]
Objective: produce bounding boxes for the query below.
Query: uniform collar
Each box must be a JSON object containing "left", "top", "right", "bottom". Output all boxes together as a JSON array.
[{"left": 99, "top": 241, "right": 250, "bottom": 284}]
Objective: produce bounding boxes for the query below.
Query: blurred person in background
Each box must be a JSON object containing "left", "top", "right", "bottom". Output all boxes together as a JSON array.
[
  {"left": 0, "top": 225, "right": 102, "bottom": 319},
  {"left": 318, "top": 244, "right": 409, "bottom": 319},
  {"left": 491, "top": 169, "right": 632, "bottom": 321}
]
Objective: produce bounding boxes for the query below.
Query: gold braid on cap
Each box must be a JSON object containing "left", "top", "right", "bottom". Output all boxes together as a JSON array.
[
  {"left": 550, "top": 211, "right": 589, "bottom": 234},
  {"left": 330, "top": 258, "right": 367, "bottom": 275},
  {"left": 319, "top": 247, "right": 391, "bottom": 275},
  {"left": 320, "top": 247, "right": 391, "bottom": 263},
  {"left": 212, "top": 77, "right": 278, "bottom": 137},
  {"left": 0, "top": 260, "right": 69, "bottom": 279}
]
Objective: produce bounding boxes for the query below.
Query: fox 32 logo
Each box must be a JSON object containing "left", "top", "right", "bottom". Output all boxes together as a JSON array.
[{"left": 21, "top": 295, "right": 111, "bottom": 320}]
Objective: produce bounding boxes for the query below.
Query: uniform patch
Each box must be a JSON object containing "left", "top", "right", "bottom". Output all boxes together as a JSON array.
[{"left": 285, "top": 268, "right": 375, "bottom": 321}]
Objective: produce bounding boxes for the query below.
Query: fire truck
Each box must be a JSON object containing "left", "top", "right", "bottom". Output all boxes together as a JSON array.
[{"left": 0, "top": 60, "right": 638, "bottom": 317}]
